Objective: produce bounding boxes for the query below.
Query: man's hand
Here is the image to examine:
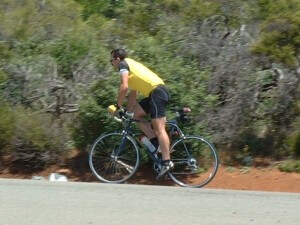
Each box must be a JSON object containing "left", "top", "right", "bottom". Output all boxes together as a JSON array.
[
  {"left": 116, "top": 108, "right": 126, "bottom": 119},
  {"left": 108, "top": 105, "right": 127, "bottom": 122}
]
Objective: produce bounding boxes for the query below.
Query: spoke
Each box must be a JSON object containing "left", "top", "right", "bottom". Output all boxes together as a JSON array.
[
  {"left": 93, "top": 155, "right": 110, "bottom": 160},
  {"left": 118, "top": 156, "right": 135, "bottom": 164},
  {"left": 115, "top": 159, "right": 134, "bottom": 173},
  {"left": 108, "top": 161, "right": 115, "bottom": 178},
  {"left": 103, "top": 160, "right": 113, "bottom": 179},
  {"left": 96, "top": 163, "right": 109, "bottom": 176},
  {"left": 94, "top": 146, "right": 111, "bottom": 157},
  {"left": 116, "top": 162, "right": 129, "bottom": 177},
  {"left": 114, "top": 162, "right": 123, "bottom": 176},
  {"left": 111, "top": 161, "right": 117, "bottom": 179}
]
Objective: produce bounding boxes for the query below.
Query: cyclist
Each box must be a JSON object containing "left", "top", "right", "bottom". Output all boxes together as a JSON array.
[{"left": 110, "top": 48, "right": 173, "bottom": 178}]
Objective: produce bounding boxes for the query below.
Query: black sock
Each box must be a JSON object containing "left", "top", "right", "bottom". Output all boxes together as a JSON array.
[{"left": 150, "top": 137, "right": 159, "bottom": 150}]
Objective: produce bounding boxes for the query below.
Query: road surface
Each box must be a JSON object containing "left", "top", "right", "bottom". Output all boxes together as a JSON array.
[{"left": 0, "top": 178, "right": 299, "bottom": 225}]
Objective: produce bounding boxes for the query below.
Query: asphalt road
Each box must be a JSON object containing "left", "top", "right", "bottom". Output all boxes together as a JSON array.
[{"left": 0, "top": 178, "right": 299, "bottom": 225}]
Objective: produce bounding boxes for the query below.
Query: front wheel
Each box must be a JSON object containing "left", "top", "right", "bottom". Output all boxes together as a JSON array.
[
  {"left": 168, "top": 135, "right": 219, "bottom": 188},
  {"left": 89, "top": 132, "right": 140, "bottom": 183}
]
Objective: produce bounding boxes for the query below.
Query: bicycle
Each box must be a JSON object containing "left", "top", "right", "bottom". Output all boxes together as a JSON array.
[{"left": 89, "top": 107, "right": 219, "bottom": 188}]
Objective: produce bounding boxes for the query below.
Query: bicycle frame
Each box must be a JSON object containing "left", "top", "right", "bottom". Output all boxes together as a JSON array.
[
  {"left": 166, "top": 120, "right": 192, "bottom": 159},
  {"left": 113, "top": 116, "right": 190, "bottom": 166}
]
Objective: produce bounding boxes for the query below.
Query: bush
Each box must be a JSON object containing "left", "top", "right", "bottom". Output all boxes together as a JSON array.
[
  {"left": 0, "top": 103, "right": 14, "bottom": 152},
  {"left": 278, "top": 160, "right": 300, "bottom": 173},
  {"left": 288, "top": 130, "right": 300, "bottom": 157},
  {"left": 181, "top": 0, "right": 221, "bottom": 22},
  {"left": 0, "top": 69, "right": 7, "bottom": 98},
  {"left": 251, "top": 2, "right": 300, "bottom": 67},
  {"left": 255, "top": 0, "right": 300, "bottom": 20},
  {"left": 49, "top": 35, "right": 90, "bottom": 79},
  {"left": 0, "top": 71, "right": 14, "bottom": 154},
  {"left": 74, "top": 0, "right": 123, "bottom": 19},
  {"left": 9, "top": 108, "right": 67, "bottom": 171},
  {"left": 71, "top": 77, "right": 121, "bottom": 150}
]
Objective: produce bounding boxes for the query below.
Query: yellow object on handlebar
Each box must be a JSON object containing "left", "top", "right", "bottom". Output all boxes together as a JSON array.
[{"left": 108, "top": 105, "right": 117, "bottom": 115}]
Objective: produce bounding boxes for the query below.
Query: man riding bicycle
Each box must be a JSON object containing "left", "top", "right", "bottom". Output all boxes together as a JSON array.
[{"left": 110, "top": 48, "right": 173, "bottom": 178}]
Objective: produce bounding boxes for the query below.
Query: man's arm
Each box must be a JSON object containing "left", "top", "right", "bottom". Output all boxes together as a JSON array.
[
  {"left": 117, "top": 71, "right": 129, "bottom": 109},
  {"left": 127, "top": 90, "right": 138, "bottom": 112}
]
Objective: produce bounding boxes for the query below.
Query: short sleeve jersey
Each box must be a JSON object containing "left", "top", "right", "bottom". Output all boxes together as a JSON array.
[{"left": 118, "top": 58, "right": 164, "bottom": 97}]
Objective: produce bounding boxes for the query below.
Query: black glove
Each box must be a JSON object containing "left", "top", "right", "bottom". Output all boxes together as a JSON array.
[{"left": 116, "top": 108, "right": 126, "bottom": 119}]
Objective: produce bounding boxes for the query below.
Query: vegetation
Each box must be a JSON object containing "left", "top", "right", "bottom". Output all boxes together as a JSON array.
[
  {"left": 0, "top": 0, "right": 299, "bottom": 170},
  {"left": 0, "top": 103, "right": 14, "bottom": 151},
  {"left": 278, "top": 160, "right": 300, "bottom": 173},
  {"left": 251, "top": 0, "right": 300, "bottom": 67}
]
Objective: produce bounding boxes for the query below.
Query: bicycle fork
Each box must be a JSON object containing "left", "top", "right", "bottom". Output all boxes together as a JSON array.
[{"left": 110, "top": 132, "right": 134, "bottom": 173}]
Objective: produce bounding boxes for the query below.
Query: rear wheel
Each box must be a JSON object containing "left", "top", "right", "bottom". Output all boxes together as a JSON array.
[
  {"left": 89, "top": 132, "right": 140, "bottom": 183},
  {"left": 168, "top": 135, "right": 219, "bottom": 188}
]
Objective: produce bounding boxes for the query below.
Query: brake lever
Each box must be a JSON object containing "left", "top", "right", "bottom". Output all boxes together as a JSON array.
[
  {"left": 114, "top": 116, "right": 123, "bottom": 123},
  {"left": 113, "top": 111, "right": 134, "bottom": 123}
]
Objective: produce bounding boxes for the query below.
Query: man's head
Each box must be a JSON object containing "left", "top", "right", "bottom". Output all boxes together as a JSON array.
[{"left": 110, "top": 49, "right": 127, "bottom": 68}]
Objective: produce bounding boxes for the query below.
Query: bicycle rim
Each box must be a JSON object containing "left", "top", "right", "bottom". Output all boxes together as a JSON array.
[
  {"left": 168, "top": 135, "right": 219, "bottom": 188},
  {"left": 89, "top": 133, "right": 140, "bottom": 183}
]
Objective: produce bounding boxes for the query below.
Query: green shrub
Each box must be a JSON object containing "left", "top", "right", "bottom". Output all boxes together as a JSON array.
[
  {"left": 0, "top": 42, "right": 11, "bottom": 59},
  {"left": 278, "top": 160, "right": 300, "bottom": 173},
  {"left": 251, "top": 2, "right": 300, "bottom": 67},
  {"left": 49, "top": 35, "right": 90, "bottom": 79},
  {"left": 9, "top": 108, "right": 67, "bottom": 171},
  {"left": 181, "top": 0, "right": 221, "bottom": 22},
  {"left": 255, "top": 0, "right": 300, "bottom": 20},
  {"left": 74, "top": 0, "right": 123, "bottom": 19},
  {"left": 0, "top": 69, "right": 7, "bottom": 99},
  {"left": 71, "top": 77, "right": 121, "bottom": 150},
  {"left": 288, "top": 130, "right": 300, "bottom": 157},
  {"left": 0, "top": 103, "right": 14, "bottom": 152}
]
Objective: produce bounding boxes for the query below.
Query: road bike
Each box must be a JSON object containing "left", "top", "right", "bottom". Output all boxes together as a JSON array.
[{"left": 89, "top": 108, "right": 219, "bottom": 188}]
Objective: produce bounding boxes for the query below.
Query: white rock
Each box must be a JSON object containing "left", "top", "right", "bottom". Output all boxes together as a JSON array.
[{"left": 49, "top": 173, "right": 68, "bottom": 182}]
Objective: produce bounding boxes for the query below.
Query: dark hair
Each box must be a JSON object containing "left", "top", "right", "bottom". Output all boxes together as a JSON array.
[{"left": 111, "top": 49, "right": 128, "bottom": 60}]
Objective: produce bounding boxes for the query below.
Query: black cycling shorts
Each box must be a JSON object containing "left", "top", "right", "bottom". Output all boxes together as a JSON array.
[{"left": 139, "top": 85, "right": 170, "bottom": 119}]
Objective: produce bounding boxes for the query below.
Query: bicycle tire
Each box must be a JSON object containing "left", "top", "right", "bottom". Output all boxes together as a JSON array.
[
  {"left": 168, "top": 135, "right": 219, "bottom": 188},
  {"left": 89, "top": 132, "right": 140, "bottom": 183}
]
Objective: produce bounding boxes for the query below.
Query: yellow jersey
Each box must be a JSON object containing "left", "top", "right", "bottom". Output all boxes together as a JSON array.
[{"left": 119, "top": 58, "right": 164, "bottom": 97}]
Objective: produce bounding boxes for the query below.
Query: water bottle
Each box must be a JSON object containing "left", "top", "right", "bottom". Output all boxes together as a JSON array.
[{"left": 140, "top": 136, "right": 156, "bottom": 153}]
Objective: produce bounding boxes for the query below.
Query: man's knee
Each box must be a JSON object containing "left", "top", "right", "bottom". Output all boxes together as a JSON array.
[
  {"left": 153, "top": 127, "right": 167, "bottom": 137},
  {"left": 134, "top": 113, "right": 144, "bottom": 120}
]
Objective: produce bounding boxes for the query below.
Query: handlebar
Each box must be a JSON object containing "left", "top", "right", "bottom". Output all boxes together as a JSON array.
[{"left": 113, "top": 111, "right": 134, "bottom": 123}]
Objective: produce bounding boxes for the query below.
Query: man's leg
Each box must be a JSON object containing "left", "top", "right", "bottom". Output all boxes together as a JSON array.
[
  {"left": 132, "top": 103, "right": 156, "bottom": 139},
  {"left": 152, "top": 117, "right": 174, "bottom": 179},
  {"left": 151, "top": 117, "right": 170, "bottom": 160},
  {"left": 147, "top": 85, "right": 172, "bottom": 178}
]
